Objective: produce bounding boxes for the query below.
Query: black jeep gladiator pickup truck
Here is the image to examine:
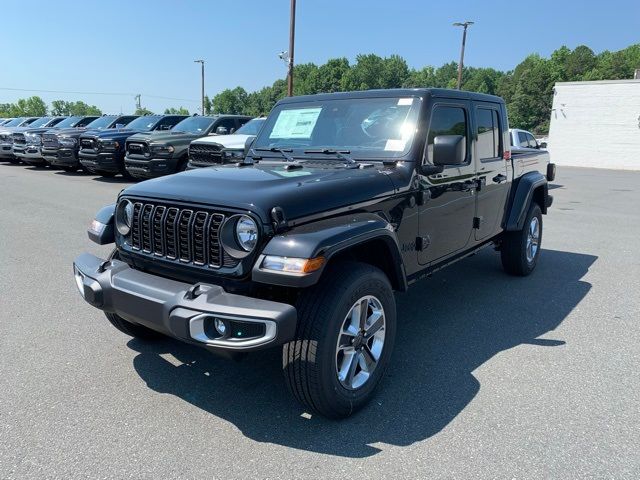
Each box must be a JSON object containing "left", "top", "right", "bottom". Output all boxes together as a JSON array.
[{"left": 73, "top": 89, "right": 555, "bottom": 418}]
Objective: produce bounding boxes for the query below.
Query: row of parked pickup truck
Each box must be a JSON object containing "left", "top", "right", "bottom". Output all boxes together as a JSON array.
[
  {"left": 0, "top": 113, "right": 266, "bottom": 178},
  {"left": 0, "top": 113, "right": 546, "bottom": 181}
]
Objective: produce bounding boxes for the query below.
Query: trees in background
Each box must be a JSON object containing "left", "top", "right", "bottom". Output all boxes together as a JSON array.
[
  {"left": 209, "top": 43, "right": 640, "bottom": 134},
  {"left": 164, "top": 107, "right": 190, "bottom": 115},
  {"left": 1, "top": 44, "right": 638, "bottom": 134}
]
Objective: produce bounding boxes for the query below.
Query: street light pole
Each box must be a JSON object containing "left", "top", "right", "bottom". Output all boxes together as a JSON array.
[
  {"left": 287, "top": 0, "right": 296, "bottom": 96},
  {"left": 453, "top": 21, "right": 474, "bottom": 90},
  {"left": 194, "top": 59, "right": 205, "bottom": 114}
]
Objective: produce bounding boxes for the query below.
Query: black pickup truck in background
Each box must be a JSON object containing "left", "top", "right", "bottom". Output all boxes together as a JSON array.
[
  {"left": 79, "top": 115, "right": 187, "bottom": 178},
  {"left": 42, "top": 115, "right": 137, "bottom": 172},
  {"left": 124, "top": 114, "right": 252, "bottom": 179},
  {"left": 74, "top": 88, "right": 555, "bottom": 418}
]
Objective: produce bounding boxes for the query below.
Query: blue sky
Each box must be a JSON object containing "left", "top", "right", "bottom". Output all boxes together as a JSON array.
[{"left": 1, "top": 0, "right": 638, "bottom": 114}]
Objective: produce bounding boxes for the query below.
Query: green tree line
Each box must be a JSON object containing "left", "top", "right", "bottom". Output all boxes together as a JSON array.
[
  {"left": 210, "top": 44, "right": 640, "bottom": 134},
  {"left": 0, "top": 98, "right": 103, "bottom": 117}
]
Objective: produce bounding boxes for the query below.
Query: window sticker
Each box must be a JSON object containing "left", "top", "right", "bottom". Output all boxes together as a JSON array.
[
  {"left": 397, "top": 98, "right": 414, "bottom": 106},
  {"left": 384, "top": 139, "right": 406, "bottom": 151},
  {"left": 270, "top": 107, "right": 322, "bottom": 139}
]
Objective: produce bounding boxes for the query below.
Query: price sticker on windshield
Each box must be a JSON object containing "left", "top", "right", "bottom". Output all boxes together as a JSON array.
[
  {"left": 397, "top": 98, "right": 414, "bottom": 106},
  {"left": 270, "top": 107, "right": 322, "bottom": 139}
]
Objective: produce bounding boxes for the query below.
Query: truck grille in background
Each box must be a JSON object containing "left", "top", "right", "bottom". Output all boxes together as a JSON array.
[
  {"left": 42, "top": 133, "right": 59, "bottom": 148},
  {"left": 80, "top": 138, "right": 95, "bottom": 150},
  {"left": 127, "top": 142, "right": 149, "bottom": 156},
  {"left": 130, "top": 202, "right": 225, "bottom": 268},
  {"left": 189, "top": 144, "right": 223, "bottom": 165},
  {"left": 12, "top": 133, "right": 26, "bottom": 145}
]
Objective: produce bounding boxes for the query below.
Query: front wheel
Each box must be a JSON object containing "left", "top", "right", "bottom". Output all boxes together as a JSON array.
[
  {"left": 283, "top": 262, "right": 396, "bottom": 418},
  {"left": 501, "top": 202, "right": 543, "bottom": 276}
]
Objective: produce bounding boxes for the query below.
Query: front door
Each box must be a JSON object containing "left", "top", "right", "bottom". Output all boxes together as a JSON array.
[{"left": 418, "top": 101, "right": 476, "bottom": 265}]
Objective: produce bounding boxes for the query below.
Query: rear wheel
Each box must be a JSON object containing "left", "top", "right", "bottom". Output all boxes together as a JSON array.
[
  {"left": 501, "top": 202, "right": 543, "bottom": 276},
  {"left": 283, "top": 262, "right": 396, "bottom": 418},
  {"left": 104, "top": 249, "right": 161, "bottom": 340},
  {"left": 61, "top": 166, "right": 78, "bottom": 172}
]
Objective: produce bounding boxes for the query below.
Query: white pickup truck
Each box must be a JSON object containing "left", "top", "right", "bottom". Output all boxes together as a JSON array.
[
  {"left": 187, "top": 117, "right": 265, "bottom": 169},
  {"left": 509, "top": 128, "right": 555, "bottom": 181}
]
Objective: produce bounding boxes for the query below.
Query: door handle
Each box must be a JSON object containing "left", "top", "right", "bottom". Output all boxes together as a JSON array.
[{"left": 492, "top": 174, "right": 507, "bottom": 183}]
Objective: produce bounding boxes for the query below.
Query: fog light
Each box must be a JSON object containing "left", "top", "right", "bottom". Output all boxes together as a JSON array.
[{"left": 214, "top": 318, "right": 227, "bottom": 335}]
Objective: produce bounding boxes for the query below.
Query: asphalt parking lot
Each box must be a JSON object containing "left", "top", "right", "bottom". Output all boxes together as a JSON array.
[{"left": 1, "top": 163, "right": 639, "bottom": 479}]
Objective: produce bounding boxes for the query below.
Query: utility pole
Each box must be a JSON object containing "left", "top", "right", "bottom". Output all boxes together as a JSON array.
[
  {"left": 453, "top": 21, "right": 474, "bottom": 90},
  {"left": 287, "top": 0, "right": 296, "bottom": 96},
  {"left": 134, "top": 94, "right": 141, "bottom": 111},
  {"left": 194, "top": 60, "right": 205, "bottom": 114}
]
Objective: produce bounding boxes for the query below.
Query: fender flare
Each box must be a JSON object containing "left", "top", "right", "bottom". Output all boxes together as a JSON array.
[
  {"left": 87, "top": 203, "right": 115, "bottom": 245},
  {"left": 504, "top": 172, "right": 548, "bottom": 231},
  {"left": 252, "top": 212, "right": 407, "bottom": 290}
]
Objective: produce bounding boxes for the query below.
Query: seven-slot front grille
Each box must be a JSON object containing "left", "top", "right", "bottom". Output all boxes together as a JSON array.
[
  {"left": 130, "top": 202, "right": 225, "bottom": 268},
  {"left": 189, "top": 143, "right": 223, "bottom": 165}
]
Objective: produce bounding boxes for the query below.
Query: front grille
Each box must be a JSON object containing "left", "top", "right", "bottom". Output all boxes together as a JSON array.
[
  {"left": 127, "top": 142, "right": 148, "bottom": 156},
  {"left": 12, "top": 133, "right": 26, "bottom": 145},
  {"left": 42, "top": 133, "right": 59, "bottom": 148},
  {"left": 80, "top": 138, "right": 95, "bottom": 150},
  {"left": 189, "top": 143, "right": 223, "bottom": 165},
  {"left": 130, "top": 202, "right": 225, "bottom": 268}
]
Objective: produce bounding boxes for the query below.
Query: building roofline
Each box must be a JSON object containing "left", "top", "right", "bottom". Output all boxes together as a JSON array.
[{"left": 554, "top": 79, "right": 640, "bottom": 86}]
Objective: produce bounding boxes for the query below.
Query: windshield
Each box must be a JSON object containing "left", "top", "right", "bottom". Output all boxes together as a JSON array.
[
  {"left": 53, "top": 116, "right": 82, "bottom": 128},
  {"left": 124, "top": 115, "right": 162, "bottom": 131},
  {"left": 172, "top": 116, "right": 215, "bottom": 135},
  {"left": 28, "top": 117, "right": 54, "bottom": 128},
  {"left": 236, "top": 118, "right": 265, "bottom": 136},
  {"left": 253, "top": 96, "right": 422, "bottom": 159},
  {"left": 3, "top": 118, "right": 26, "bottom": 127},
  {"left": 85, "top": 116, "right": 117, "bottom": 130}
]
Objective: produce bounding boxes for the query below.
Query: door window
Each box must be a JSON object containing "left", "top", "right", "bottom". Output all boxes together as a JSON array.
[
  {"left": 526, "top": 133, "right": 538, "bottom": 149},
  {"left": 426, "top": 106, "right": 468, "bottom": 164},
  {"left": 476, "top": 108, "right": 501, "bottom": 159}
]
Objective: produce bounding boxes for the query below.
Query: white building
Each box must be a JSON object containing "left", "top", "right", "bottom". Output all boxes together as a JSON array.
[{"left": 548, "top": 79, "right": 640, "bottom": 170}]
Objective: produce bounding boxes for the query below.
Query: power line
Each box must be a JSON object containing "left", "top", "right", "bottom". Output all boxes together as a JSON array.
[{"left": 0, "top": 86, "right": 199, "bottom": 103}]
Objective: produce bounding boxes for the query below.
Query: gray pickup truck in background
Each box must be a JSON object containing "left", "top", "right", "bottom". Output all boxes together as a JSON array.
[{"left": 509, "top": 128, "right": 555, "bottom": 181}]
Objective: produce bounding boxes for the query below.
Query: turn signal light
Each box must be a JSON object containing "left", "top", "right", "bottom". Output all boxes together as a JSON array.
[{"left": 261, "top": 255, "right": 325, "bottom": 274}]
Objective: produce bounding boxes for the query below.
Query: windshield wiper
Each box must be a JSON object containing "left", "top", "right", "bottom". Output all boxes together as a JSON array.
[
  {"left": 253, "top": 147, "right": 296, "bottom": 162},
  {"left": 304, "top": 148, "right": 357, "bottom": 165}
]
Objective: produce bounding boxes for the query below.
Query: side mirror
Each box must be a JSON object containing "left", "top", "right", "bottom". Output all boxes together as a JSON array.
[
  {"left": 539, "top": 142, "right": 547, "bottom": 149},
  {"left": 243, "top": 136, "right": 256, "bottom": 158},
  {"left": 229, "top": 127, "right": 236, "bottom": 134},
  {"left": 433, "top": 135, "right": 465, "bottom": 166},
  {"left": 216, "top": 126, "right": 228, "bottom": 135}
]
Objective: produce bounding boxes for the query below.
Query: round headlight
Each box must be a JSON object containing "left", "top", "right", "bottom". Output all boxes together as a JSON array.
[
  {"left": 235, "top": 215, "right": 258, "bottom": 251},
  {"left": 115, "top": 199, "right": 134, "bottom": 235}
]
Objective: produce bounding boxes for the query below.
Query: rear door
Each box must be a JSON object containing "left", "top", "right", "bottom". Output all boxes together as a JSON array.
[{"left": 473, "top": 102, "right": 509, "bottom": 241}]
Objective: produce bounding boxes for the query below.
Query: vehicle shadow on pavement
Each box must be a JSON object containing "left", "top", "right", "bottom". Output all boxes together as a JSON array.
[{"left": 128, "top": 248, "right": 596, "bottom": 458}]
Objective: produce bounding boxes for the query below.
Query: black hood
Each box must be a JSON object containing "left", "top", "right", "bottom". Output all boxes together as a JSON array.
[{"left": 122, "top": 162, "right": 399, "bottom": 224}]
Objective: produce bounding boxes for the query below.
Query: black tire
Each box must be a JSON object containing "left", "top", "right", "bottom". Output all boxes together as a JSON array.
[
  {"left": 61, "top": 166, "right": 77, "bottom": 172},
  {"left": 103, "top": 249, "right": 161, "bottom": 340},
  {"left": 501, "top": 202, "right": 543, "bottom": 276},
  {"left": 95, "top": 170, "right": 117, "bottom": 178},
  {"left": 283, "top": 262, "right": 396, "bottom": 418}
]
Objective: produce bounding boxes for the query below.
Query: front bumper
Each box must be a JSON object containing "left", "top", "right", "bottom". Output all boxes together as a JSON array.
[
  {"left": 15, "top": 145, "right": 45, "bottom": 163},
  {"left": 43, "top": 147, "right": 79, "bottom": 167},
  {"left": 0, "top": 143, "right": 14, "bottom": 159},
  {"left": 125, "top": 156, "right": 178, "bottom": 178},
  {"left": 79, "top": 151, "right": 122, "bottom": 173},
  {"left": 73, "top": 253, "right": 297, "bottom": 352}
]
